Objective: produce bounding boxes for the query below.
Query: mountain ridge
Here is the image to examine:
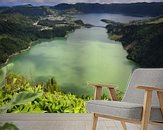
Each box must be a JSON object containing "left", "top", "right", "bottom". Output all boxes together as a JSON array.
[
  {"left": 0, "top": 2, "right": 163, "bottom": 16},
  {"left": 53, "top": 2, "right": 163, "bottom": 16}
]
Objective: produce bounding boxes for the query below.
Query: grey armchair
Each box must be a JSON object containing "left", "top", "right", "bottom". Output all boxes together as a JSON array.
[{"left": 86, "top": 68, "right": 163, "bottom": 130}]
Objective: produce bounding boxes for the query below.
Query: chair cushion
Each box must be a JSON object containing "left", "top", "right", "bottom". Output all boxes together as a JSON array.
[{"left": 86, "top": 100, "right": 163, "bottom": 122}]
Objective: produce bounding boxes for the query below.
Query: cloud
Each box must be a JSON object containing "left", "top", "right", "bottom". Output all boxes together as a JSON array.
[{"left": 0, "top": 0, "right": 163, "bottom": 6}]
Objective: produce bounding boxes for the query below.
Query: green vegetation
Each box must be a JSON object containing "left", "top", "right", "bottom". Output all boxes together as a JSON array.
[
  {"left": 0, "top": 4, "right": 54, "bottom": 16},
  {"left": 106, "top": 16, "right": 163, "bottom": 67},
  {"left": 109, "top": 34, "right": 123, "bottom": 41},
  {"left": 0, "top": 91, "right": 43, "bottom": 113},
  {"left": 0, "top": 14, "right": 36, "bottom": 64},
  {"left": 0, "top": 74, "right": 123, "bottom": 113},
  {"left": 0, "top": 123, "right": 19, "bottom": 130},
  {"left": 0, "top": 74, "right": 87, "bottom": 113}
]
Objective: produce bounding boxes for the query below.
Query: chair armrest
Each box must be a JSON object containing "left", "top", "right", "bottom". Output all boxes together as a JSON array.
[
  {"left": 137, "top": 85, "right": 163, "bottom": 116},
  {"left": 137, "top": 86, "right": 163, "bottom": 92},
  {"left": 87, "top": 82, "right": 115, "bottom": 89},
  {"left": 87, "top": 82, "right": 117, "bottom": 101}
]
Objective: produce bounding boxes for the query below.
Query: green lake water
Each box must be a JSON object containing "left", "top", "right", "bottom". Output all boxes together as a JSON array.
[{"left": 0, "top": 14, "right": 146, "bottom": 96}]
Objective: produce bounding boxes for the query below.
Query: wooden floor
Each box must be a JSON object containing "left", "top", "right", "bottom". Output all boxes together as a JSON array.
[{"left": 0, "top": 113, "right": 140, "bottom": 130}]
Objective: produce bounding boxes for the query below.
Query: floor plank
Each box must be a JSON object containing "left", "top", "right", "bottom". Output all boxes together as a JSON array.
[{"left": 0, "top": 113, "right": 127, "bottom": 130}]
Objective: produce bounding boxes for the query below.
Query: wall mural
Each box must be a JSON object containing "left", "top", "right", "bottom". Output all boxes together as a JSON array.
[{"left": 0, "top": 2, "right": 163, "bottom": 115}]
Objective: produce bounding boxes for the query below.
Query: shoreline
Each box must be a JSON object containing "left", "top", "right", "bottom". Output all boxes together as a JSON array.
[
  {"left": 0, "top": 43, "right": 31, "bottom": 69},
  {"left": 0, "top": 34, "right": 71, "bottom": 69},
  {"left": 0, "top": 30, "right": 74, "bottom": 69}
]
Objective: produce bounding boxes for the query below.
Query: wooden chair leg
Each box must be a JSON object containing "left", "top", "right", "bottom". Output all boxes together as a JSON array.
[
  {"left": 157, "top": 91, "right": 163, "bottom": 114},
  {"left": 141, "top": 121, "right": 148, "bottom": 130},
  {"left": 141, "top": 90, "right": 153, "bottom": 130},
  {"left": 121, "top": 121, "right": 127, "bottom": 130},
  {"left": 92, "top": 113, "right": 98, "bottom": 130}
]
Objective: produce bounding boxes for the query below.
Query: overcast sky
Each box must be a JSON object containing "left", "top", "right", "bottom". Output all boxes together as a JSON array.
[{"left": 0, "top": 0, "right": 163, "bottom": 6}]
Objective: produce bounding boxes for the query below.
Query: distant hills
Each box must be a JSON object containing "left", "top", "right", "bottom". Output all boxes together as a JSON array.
[
  {"left": 0, "top": 5, "right": 54, "bottom": 16},
  {"left": 53, "top": 3, "right": 163, "bottom": 16},
  {"left": 0, "top": 2, "right": 163, "bottom": 16}
]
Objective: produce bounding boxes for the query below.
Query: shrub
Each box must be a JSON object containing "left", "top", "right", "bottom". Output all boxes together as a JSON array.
[{"left": 0, "top": 74, "right": 86, "bottom": 113}]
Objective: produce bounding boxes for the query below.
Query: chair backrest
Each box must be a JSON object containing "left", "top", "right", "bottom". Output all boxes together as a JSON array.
[{"left": 122, "top": 68, "right": 163, "bottom": 107}]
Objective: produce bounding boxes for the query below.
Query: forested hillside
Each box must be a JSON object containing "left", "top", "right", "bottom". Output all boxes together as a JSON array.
[
  {"left": 0, "top": 4, "right": 54, "bottom": 16},
  {"left": 105, "top": 16, "right": 163, "bottom": 67},
  {"left": 0, "top": 13, "right": 85, "bottom": 65}
]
